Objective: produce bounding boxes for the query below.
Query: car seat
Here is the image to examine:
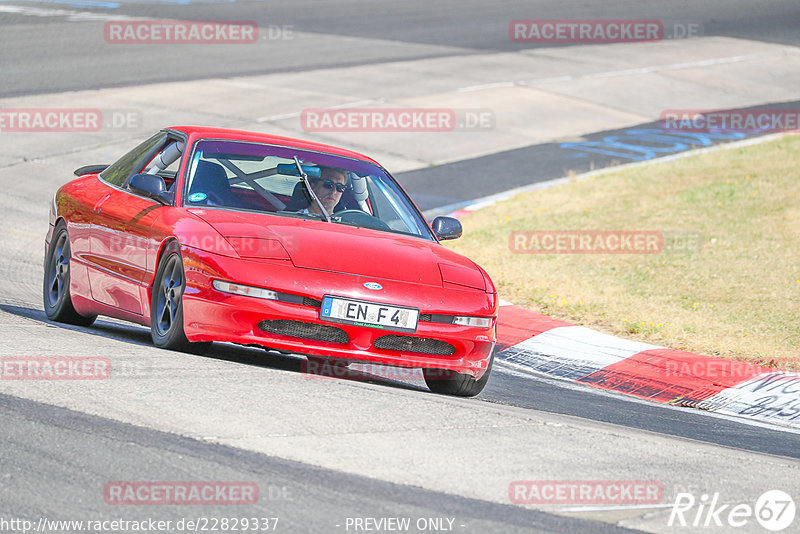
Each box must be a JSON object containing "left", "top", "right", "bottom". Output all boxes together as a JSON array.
[{"left": 188, "top": 161, "right": 238, "bottom": 206}]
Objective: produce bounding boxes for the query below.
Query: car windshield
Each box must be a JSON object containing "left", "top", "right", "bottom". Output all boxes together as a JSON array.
[{"left": 182, "top": 139, "right": 434, "bottom": 240}]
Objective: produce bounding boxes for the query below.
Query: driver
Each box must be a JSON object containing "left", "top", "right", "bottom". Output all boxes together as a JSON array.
[{"left": 297, "top": 167, "right": 348, "bottom": 216}]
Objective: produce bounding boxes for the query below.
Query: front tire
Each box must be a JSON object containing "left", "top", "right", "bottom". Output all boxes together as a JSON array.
[
  {"left": 43, "top": 221, "right": 96, "bottom": 326},
  {"left": 423, "top": 350, "right": 495, "bottom": 397},
  {"left": 150, "top": 243, "right": 210, "bottom": 354}
]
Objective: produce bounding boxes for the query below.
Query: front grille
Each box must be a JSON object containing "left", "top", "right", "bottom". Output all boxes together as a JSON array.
[
  {"left": 259, "top": 320, "right": 348, "bottom": 343},
  {"left": 374, "top": 335, "right": 455, "bottom": 356},
  {"left": 302, "top": 296, "right": 322, "bottom": 308}
]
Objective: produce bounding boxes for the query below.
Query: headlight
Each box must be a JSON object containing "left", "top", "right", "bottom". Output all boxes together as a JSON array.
[
  {"left": 212, "top": 280, "right": 278, "bottom": 301},
  {"left": 452, "top": 316, "right": 493, "bottom": 328}
]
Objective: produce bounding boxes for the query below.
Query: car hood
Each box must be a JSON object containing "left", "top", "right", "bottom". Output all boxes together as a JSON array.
[{"left": 187, "top": 209, "right": 486, "bottom": 289}]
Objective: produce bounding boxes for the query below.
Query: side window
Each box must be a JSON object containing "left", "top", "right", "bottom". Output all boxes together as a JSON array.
[
  {"left": 141, "top": 140, "right": 185, "bottom": 189},
  {"left": 99, "top": 132, "right": 168, "bottom": 187},
  {"left": 163, "top": 152, "right": 181, "bottom": 177}
]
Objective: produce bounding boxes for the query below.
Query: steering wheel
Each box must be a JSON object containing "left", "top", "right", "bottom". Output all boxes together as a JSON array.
[{"left": 332, "top": 209, "right": 391, "bottom": 230}]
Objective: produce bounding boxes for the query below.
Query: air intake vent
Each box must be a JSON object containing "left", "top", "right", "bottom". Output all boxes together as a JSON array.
[
  {"left": 418, "top": 314, "right": 454, "bottom": 324},
  {"left": 302, "top": 296, "right": 322, "bottom": 308},
  {"left": 374, "top": 335, "right": 455, "bottom": 355},
  {"left": 259, "top": 320, "right": 348, "bottom": 343}
]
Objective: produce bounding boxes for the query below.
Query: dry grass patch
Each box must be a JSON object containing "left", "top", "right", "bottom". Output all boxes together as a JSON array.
[{"left": 445, "top": 135, "right": 800, "bottom": 370}]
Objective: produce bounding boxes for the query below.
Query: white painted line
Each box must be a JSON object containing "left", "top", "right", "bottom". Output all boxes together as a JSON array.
[
  {"left": 327, "top": 99, "right": 385, "bottom": 109},
  {"left": 256, "top": 111, "right": 302, "bottom": 122},
  {"left": 256, "top": 99, "right": 385, "bottom": 123},
  {"left": 456, "top": 53, "right": 793, "bottom": 93},
  {"left": 425, "top": 133, "right": 791, "bottom": 220},
  {"left": 582, "top": 54, "right": 764, "bottom": 80},
  {"left": 0, "top": 4, "right": 140, "bottom": 21},
  {"left": 424, "top": 177, "right": 573, "bottom": 219},
  {"left": 458, "top": 81, "right": 515, "bottom": 93},
  {"left": 494, "top": 362, "right": 800, "bottom": 435},
  {"left": 559, "top": 504, "right": 676, "bottom": 513},
  {"left": 517, "top": 75, "right": 574, "bottom": 85}
]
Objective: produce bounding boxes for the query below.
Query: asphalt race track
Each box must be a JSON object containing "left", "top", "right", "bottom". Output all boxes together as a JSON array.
[
  {"left": 1, "top": 1, "right": 799, "bottom": 533},
  {"left": 3, "top": 0, "right": 800, "bottom": 96},
  {"left": 1, "top": 394, "right": 631, "bottom": 534}
]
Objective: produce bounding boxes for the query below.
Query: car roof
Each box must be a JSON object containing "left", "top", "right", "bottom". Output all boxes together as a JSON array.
[{"left": 166, "top": 126, "right": 381, "bottom": 166}]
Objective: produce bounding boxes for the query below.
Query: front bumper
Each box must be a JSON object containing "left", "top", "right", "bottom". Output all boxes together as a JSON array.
[{"left": 180, "top": 246, "right": 496, "bottom": 377}]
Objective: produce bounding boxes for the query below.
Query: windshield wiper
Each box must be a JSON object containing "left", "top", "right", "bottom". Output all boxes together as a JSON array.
[{"left": 293, "top": 156, "right": 330, "bottom": 222}]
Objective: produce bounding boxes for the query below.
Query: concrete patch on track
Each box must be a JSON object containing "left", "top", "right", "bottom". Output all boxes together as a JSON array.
[{"left": 1, "top": 34, "right": 799, "bottom": 176}]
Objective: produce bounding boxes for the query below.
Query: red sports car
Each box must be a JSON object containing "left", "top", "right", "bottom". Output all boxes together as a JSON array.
[{"left": 43, "top": 126, "right": 497, "bottom": 396}]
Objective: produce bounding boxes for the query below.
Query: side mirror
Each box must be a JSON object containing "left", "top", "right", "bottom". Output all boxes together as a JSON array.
[
  {"left": 128, "top": 173, "right": 172, "bottom": 205},
  {"left": 431, "top": 216, "right": 462, "bottom": 241}
]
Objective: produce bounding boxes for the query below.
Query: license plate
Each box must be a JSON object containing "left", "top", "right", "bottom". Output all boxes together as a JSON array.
[{"left": 320, "top": 296, "right": 419, "bottom": 333}]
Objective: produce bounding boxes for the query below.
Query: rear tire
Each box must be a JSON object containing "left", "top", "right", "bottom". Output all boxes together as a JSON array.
[
  {"left": 423, "top": 349, "right": 495, "bottom": 397},
  {"left": 43, "top": 221, "right": 96, "bottom": 327},
  {"left": 150, "top": 243, "right": 210, "bottom": 354}
]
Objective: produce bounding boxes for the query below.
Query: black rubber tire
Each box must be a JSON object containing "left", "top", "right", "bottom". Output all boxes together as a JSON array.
[
  {"left": 42, "top": 221, "right": 97, "bottom": 327},
  {"left": 423, "top": 349, "right": 495, "bottom": 397},
  {"left": 150, "top": 243, "right": 211, "bottom": 354}
]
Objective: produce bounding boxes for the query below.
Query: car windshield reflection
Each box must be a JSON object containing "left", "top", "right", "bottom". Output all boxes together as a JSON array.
[{"left": 183, "top": 140, "right": 433, "bottom": 240}]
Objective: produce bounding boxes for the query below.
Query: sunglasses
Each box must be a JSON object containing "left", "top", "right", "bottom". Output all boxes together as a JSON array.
[{"left": 314, "top": 179, "right": 347, "bottom": 193}]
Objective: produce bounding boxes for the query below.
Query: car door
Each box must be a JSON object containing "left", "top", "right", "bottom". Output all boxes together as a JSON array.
[
  {"left": 88, "top": 187, "right": 165, "bottom": 315},
  {"left": 87, "top": 133, "right": 173, "bottom": 315}
]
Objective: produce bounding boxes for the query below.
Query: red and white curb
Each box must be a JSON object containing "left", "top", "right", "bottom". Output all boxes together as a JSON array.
[
  {"left": 436, "top": 133, "right": 799, "bottom": 429},
  {"left": 494, "top": 303, "right": 800, "bottom": 430}
]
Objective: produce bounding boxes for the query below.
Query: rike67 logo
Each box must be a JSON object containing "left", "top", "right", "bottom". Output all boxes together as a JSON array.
[{"left": 669, "top": 490, "right": 796, "bottom": 531}]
